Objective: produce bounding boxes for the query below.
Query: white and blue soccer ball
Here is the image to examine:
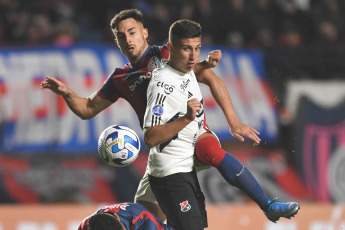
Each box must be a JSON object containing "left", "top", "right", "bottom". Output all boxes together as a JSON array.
[{"left": 98, "top": 125, "right": 141, "bottom": 167}]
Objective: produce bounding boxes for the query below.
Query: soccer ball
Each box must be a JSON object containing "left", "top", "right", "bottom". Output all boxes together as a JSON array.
[{"left": 98, "top": 125, "right": 141, "bottom": 167}]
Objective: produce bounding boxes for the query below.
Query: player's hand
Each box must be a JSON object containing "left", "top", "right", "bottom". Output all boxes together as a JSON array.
[
  {"left": 229, "top": 122, "right": 261, "bottom": 144},
  {"left": 40, "top": 76, "right": 70, "bottom": 96},
  {"left": 206, "top": 50, "right": 222, "bottom": 68},
  {"left": 185, "top": 98, "right": 201, "bottom": 121}
]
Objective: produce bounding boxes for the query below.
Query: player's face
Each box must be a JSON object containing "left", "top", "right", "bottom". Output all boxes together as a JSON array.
[
  {"left": 113, "top": 18, "right": 149, "bottom": 65},
  {"left": 168, "top": 37, "right": 201, "bottom": 73}
]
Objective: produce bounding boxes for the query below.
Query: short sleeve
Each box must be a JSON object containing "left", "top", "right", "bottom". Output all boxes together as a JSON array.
[
  {"left": 143, "top": 79, "right": 166, "bottom": 129},
  {"left": 143, "top": 78, "right": 181, "bottom": 130},
  {"left": 97, "top": 70, "right": 120, "bottom": 103}
]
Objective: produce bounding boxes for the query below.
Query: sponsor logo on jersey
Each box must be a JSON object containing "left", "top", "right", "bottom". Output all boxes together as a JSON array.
[
  {"left": 180, "top": 79, "right": 190, "bottom": 92},
  {"left": 188, "top": 91, "right": 193, "bottom": 98},
  {"left": 157, "top": 81, "right": 175, "bottom": 94},
  {"left": 179, "top": 200, "right": 191, "bottom": 212},
  {"left": 112, "top": 203, "right": 130, "bottom": 211},
  {"left": 129, "top": 72, "right": 151, "bottom": 91},
  {"left": 98, "top": 203, "right": 129, "bottom": 214},
  {"left": 152, "top": 105, "right": 164, "bottom": 116}
]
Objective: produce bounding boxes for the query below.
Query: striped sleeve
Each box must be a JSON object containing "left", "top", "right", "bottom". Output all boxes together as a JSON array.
[
  {"left": 143, "top": 77, "right": 169, "bottom": 129},
  {"left": 150, "top": 93, "right": 166, "bottom": 126}
]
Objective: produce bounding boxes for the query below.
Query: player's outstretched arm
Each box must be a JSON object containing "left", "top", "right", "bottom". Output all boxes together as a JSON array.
[
  {"left": 193, "top": 50, "right": 222, "bottom": 75},
  {"left": 196, "top": 70, "right": 261, "bottom": 144},
  {"left": 144, "top": 99, "right": 201, "bottom": 148},
  {"left": 41, "top": 76, "right": 112, "bottom": 120}
]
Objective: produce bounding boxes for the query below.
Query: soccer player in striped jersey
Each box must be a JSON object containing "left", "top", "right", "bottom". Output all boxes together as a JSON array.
[{"left": 78, "top": 202, "right": 174, "bottom": 230}]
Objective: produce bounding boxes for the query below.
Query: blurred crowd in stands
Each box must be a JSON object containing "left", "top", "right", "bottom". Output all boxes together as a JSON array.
[{"left": 1, "top": 0, "right": 345, "bottom": 98}]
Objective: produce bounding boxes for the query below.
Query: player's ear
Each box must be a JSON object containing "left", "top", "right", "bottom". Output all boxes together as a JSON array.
[
  {"left": 167, "top": 42, "right": 173, "bottom": 52},
  {"left": 113, "top": 213, "right": 120, "bottom": 221},
  {"left": 143, "top": 28, "right": 148, "bottom": 39}
]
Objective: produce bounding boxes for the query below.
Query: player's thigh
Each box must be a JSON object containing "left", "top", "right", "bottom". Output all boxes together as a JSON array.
[
  {"left": 197, "top": 128, "right": 218, "bottom": 142},
  {"left": 194, "top": 128, "right": 217, "bottom": 172},
  {"left": 135, "top": 169, "right": 166, "bottom": 221},
  {"left": 195, "top": 128, "right": 225, "bottom": 167}
]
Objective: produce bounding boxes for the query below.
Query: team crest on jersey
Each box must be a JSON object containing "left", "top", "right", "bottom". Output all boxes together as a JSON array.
[
  {"left": 179, "top": 200, "right": 191, "bottom": 212},
  {"left": 152, "top": 105, "right": 164, "bottom": 116},
  {"left": 148, "top": 56, "right": 161, "bottom": 71}
]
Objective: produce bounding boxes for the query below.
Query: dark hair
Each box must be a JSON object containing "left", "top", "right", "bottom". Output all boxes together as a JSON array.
[
  {"left": 87, "top": 213, "right": 123, "bottom": 230},
  {"left": 110, "top": 9, "right": 144, "bottom": 31},
  {"left": 169, "top": 19, "right": 202, "bottom": 44}
]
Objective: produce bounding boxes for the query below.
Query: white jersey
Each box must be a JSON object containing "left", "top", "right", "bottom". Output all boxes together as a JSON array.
[{"left": 143, "top": 63, "right": 205, "bottom": 178}]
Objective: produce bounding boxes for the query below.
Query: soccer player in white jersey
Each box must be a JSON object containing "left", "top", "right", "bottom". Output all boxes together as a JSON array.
[
  {"left": 43, "top": 9, "right": 300, "bottom": 225},
  {"left": 143, "top": 19, "right": 209, "bottom": 230}
]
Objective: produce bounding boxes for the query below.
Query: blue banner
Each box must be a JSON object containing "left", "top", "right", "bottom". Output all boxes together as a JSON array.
[
  {"left": 293, "top": 97, "right": 345, "bottom": 202},
  {"left": 0, "top": 45, "right": 278, "bottom": 153}
]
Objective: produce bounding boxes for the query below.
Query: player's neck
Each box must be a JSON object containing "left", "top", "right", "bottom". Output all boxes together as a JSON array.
[
  {"left": 128, "top": 44, "right": 149, "bottom": 66},
  {"left": 168, "top": 61, "right": 191, "bottom": 74},
  {"left": 128, "top": 57, "right": 139, "bottom": 66}
]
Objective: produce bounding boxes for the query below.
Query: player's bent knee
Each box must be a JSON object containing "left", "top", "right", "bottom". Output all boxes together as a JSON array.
[
  {"left": 136, "top": 200, "right": 167, "bottom": 222},
  {"left": 195, "top": 136, "right": 226, "bottom": 167}
]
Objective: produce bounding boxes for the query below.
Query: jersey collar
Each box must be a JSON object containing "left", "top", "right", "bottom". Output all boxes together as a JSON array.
[{"left": 130, "top": 45, "right": 152, "bottom": 69}]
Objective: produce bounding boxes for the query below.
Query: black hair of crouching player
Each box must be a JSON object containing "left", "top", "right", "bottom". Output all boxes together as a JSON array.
[{"left": 88, "top": 213, "right": 124, "bottom": 230}]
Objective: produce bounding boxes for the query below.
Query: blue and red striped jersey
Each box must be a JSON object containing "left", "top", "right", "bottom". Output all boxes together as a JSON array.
[
  {"left": 97, "top": 45, "right": 170, "bottom": 127},
  {"left": 78, "top": 202, "right": 174, "bottom": 230}
]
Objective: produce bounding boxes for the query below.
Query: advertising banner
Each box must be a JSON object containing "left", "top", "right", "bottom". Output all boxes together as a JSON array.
[
  {"left": 293, "top": 97, "right": 345, "bottom": 202},
  {"left": 0, "top": 148, "right": 312, "bottom": 204},
  {"left": 0, "top": 45, "right": 278, "bottom": 153},
  {"left": 0, "top": 203, "right": 344, "bottom": 230},
  {"left": 197, "top": 149, "right": 311, "bottom": 204},
  {"left": 0, "top": 153, "right": 148, "bottom": 204}
]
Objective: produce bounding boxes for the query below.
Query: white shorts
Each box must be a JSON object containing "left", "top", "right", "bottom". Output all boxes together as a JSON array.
[
  {"left": 134, "top": 167, "right": 159, "bottom": 204},
  {"left": 134, "top": 127, "right": 220, "bottom": 204}
]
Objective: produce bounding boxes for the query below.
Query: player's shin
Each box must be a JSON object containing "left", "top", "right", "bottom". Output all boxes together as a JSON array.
[
  {"left": 195, "top": 136, "right": 270, "bottom": 209},
  {"left": 218, "top": 153, "right": 270, "bottom": 210}
]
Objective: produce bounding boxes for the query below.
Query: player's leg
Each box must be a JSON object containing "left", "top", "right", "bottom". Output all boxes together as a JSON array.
[
  {"left": 195, "top": 132, "right": 270, "bottom": 209},
  {"left": 148, "top": 171, "right": 206, "bottom": 230},
  {"left": 134, "top": 169, "right": 166, "bottom": 221},
  {"left": 195, "top": 131, "right": 300, "bottom": 222}
]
